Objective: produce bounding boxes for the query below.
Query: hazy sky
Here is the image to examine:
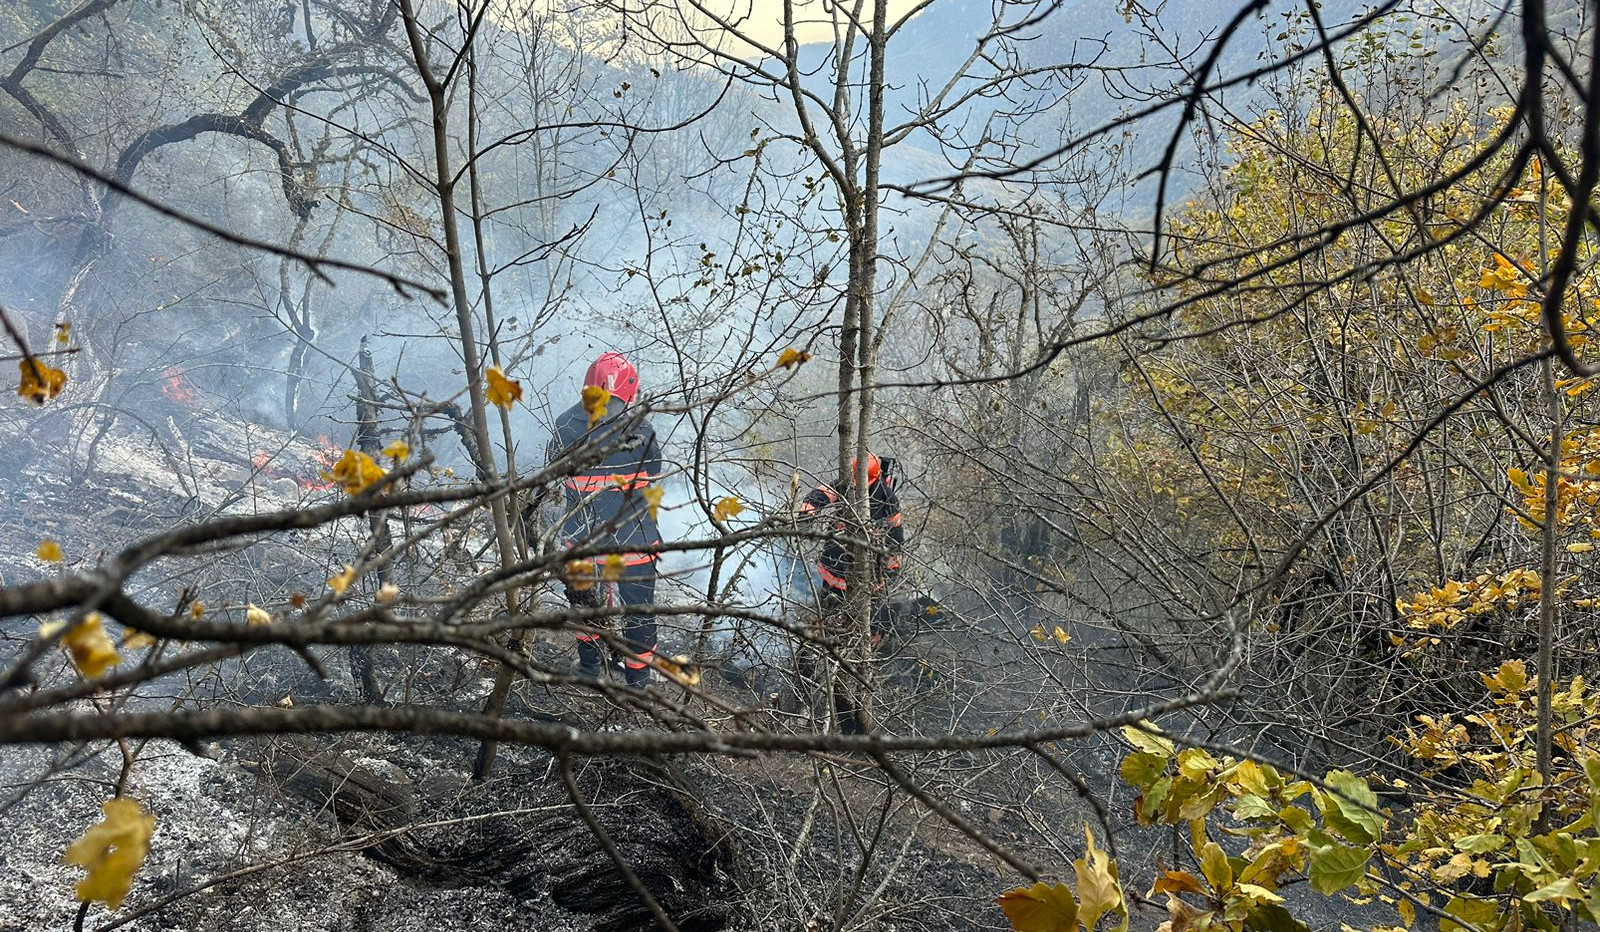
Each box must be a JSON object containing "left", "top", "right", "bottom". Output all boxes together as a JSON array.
[
  {"left": 715, "top": 0, "right": 928, "bottom": 47},
  {"left": 523, "top": 1, "right": 931, "bottom": 52}
]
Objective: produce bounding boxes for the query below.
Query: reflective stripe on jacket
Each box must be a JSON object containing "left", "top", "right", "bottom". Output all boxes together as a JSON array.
[
  {"left": 801, "top": 476, "right": 904, "bottom": 590},
  {"left": 548, "top": 400, "right": 663, "bottom": 553}
]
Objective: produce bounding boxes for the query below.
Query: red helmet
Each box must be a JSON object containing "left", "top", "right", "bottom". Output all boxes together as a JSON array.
[
  {"left": 852, "top": 453, "right": 881, "bottom": 485},
  {"left": 584, "top": 351, "right": 640, "bottom": 404}
]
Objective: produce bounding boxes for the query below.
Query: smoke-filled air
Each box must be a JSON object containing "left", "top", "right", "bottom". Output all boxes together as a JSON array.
[{"left": 3, "top": 1, "right": 1598, "bottom": 930}]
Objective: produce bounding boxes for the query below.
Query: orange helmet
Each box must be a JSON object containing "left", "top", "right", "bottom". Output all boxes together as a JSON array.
[{"left": 851, "top": 453, "right": 881, "bottom": 484}]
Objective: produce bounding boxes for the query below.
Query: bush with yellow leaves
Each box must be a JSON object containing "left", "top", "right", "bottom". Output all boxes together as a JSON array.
[{"left": 1100, "top": 663, "right": 1600, "bottom": 932}]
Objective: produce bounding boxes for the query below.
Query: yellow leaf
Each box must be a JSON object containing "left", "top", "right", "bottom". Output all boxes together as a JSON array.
[
  {"left": 1482, "top": 659, "right": 1528, "bottom": 694},
  {"left": 658, "top": 654, "right": 702, "bottom": 686},
  {"left": 1200, "top": 841, "right": 1233, "bottom": 893},
  {"left": 376, "top": 583, "right": 400, "bottom": 605},
  {"left": 54, "top": 614, "right": 119, "bottom": 678},
  {"left": 1029, "top": 625, "right": 1047, "bottom": 642},
  {"left": 777, "top": 347, "right": 812, "bottom": 368},
  {"left": 36, "top": 538, "right": 63, "bottom": 562},
  {"left": 327, "top": 449, "right": 386, "bottom": 495},
  {"left": 189, "top": 600, "right": 205, "bottom": 619},
  {"left": 55, "top": 322, "right": 72, "bottom": 345},
  {"left": 1074, "top": 826, "right": 1125, "bottom": 931},
  {"left": 1432, "top": 851, "right": 1474, "bottom": 884},
  {"left": 1568, "top": 542, "right": 1594, "bottom": 554},
  {"left": 997, "top": 882, "right": 1078, "bottom": 932},
  {"left": 1126, "top": 723, "right": 1177, "bottom": 759},
  {"left": 1236, "top": 882, "right": 1284, "bottom": 904},
  {"left": 1052, "top": 625, "right": 1071, "bottom": 645},
  {"left": 712, "top": 496, "right": 745, "bottom": 522},
  {"left": 566, "top": 560, "right": 596, "bottom": 591},
  {"left": 582, "top": 384, "right": 611, "bottom": 428},
  {"left": 18, "top": 357, "right": 66, "bottom": 405},
  {"left": 1479, "top": 253, "right": 1528, "bottom": 296},
  {"left": 1559, "top": 377, "right": 1597, "bottom": 398},
  {"left": 246, "top": 603, "right": 272, "bottom": 626},
  {"left": 1232, "top": 759, "right": 1271, "bottom": 796},
  {"left": 381, "top": 440, "right": 410, "bottom": 461},
  {"left": 1178, "top": 747, "right": 1219, "bottom": 780},
  {"left": 1150, "top": 870, "right": 1208, "bottom": 896},
  {"left": 602, "top": 553, "right": 626, "bottom": 582},
  {"left": 327, "top": 565, "right": 355, "bottom": 596},
  {"left": 64, "top": 797, "right": 155, "bottom": 910},
  {"left": 486, "top": 367, "right": 523, "bottom": 410},
  {"left": 121, "top": 628, "right": 156, "bottom": 650},
  {"left": 1157, "top": 892, "right": 1211, "bottom": 932},
  {"left": 642, "top": 485, "right": 665, "bottom": 521}
]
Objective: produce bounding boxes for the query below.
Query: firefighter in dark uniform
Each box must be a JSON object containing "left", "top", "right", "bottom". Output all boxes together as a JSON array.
[
  {"left": 800, "top": 452, "right": 906, "bottom": 637},
  {"left": 549, "top": 351, "right": 662, "bottom": 687},
  {"left": 796, "top": 453, "right": 905, "bottom": 733}
]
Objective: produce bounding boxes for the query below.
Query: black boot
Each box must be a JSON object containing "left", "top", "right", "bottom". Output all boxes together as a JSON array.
[
  {"left": 835, "top": 693, "right": 866, "bottom": 735},
  {"left": 624, "top": 664, "right": 653, "bottom": 690},
  {"left": 576, "top": 640, "right": 604, "bottom": 679}
]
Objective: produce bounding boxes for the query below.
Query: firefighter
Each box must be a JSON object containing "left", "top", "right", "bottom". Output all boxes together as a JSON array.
[
  {"left": 794, "top": 453, "right": 905, "bottom": 733},
  {"left": 799, "top": 452, "right": 906, "bottom": 642},
  {"left": 548, "top": 352, "right": 662, "bottom": 687}
]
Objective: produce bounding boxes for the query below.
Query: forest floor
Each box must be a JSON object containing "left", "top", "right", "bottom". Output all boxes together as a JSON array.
[
  {"left": 0, "top": 407, "right": 1102, "bottom": 931},
  {"left": 0, "top": 654, "right": 1038, "bottom": 932}
]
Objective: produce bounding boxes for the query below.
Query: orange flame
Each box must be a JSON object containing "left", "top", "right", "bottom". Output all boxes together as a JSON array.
[{"left": 300, "top": 436, "right": 341, "bottom": 490}]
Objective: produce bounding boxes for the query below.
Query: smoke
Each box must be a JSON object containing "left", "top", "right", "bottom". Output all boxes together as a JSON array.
[{"left": 650, "top": 470, "right": 817, "bottom": 662}]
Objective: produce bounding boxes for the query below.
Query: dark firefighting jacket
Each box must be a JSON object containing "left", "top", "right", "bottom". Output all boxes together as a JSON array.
[
  {"left": 800, "top": 474, "right": 904, "bottom": 591},
  {"left": 547, "top": 400, "right": 663, "bottom": 563}
]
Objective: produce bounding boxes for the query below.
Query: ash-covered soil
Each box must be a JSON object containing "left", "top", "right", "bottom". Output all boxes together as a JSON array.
[
  {"left": 0, "top": 404, "right": 1131, "bottom": 932},
  {"left": 0, "top": 742, "right": 570, "bottom": 932},
  {"left": 0, "top": 721, "right": 1030, "bottom": 932}
]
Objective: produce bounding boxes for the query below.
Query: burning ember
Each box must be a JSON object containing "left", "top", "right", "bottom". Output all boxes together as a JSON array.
[
  {"left": 302, "top": 436, "right": 341, "bottom": 490},
  {"left": 160, "top": 366, "right": 197, "bottom": 404},
  {"left": 248, "top": 437, "right": 341, "bottom": 492}
]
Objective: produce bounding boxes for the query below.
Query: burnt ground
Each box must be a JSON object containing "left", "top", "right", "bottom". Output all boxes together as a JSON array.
[
  {"left": 0, "top": 585, "right": 1128, "bottom": 932},
  {"left": 0, "top": 739, "right": 570, "bottom": 932},
  {"left": 0, "top": 410, "right": 1234, "bottom": 932},
  {"left": 0, "top": 684, "right": 1036, "bottom": 932}
]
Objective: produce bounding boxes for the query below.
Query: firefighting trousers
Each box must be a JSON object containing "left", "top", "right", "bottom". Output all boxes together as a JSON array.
[
  {"left": 565, "top": 559, "right": 658, "bottom": 669},
  {"left": 817, "top": 584, "right": 894, "bottom": 641}
]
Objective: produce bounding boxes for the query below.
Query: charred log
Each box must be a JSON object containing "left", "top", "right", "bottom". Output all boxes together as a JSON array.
[{"left": 250, "top": 737, "right": 736, "bottom": 932}]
